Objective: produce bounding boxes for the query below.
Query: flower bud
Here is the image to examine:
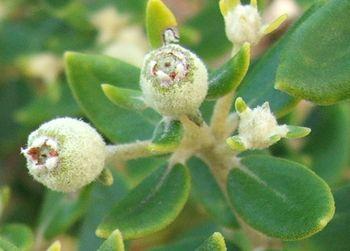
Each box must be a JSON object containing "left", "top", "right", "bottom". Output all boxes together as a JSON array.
[
  {"left": 237, "top": 101, "right": 288, "bottom": 149},
  {"left": 225, "top": 4, "right": 263, "bottom": 46},
  {"left": 21, "top": 118, "right": 106, "bottom": 192},
  {"left": 140, "top": 44, "right": 208, "bottom": 117},
  {"left": 220, "top": 0, "right": 287, "bottom": 51},
  {"left": 227, "top": 98, "right": 311, "bottom": 151},
  {"left": 228, "top": 98, "right": 288, "bottom": 150}
]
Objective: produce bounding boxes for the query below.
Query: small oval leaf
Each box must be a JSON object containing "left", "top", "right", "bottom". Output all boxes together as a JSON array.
[
  {"left": 207, "top": 43, "right": 250, "bottom": 100},
  {"left": 195, "top": 232, "right": 226, "bottom": 251},
  {"left": 97, "top": 229, "right": 125, "bottom": 251},
  {"left": 146, "top": 0, "right": 177, "bottom": 48},
  {"left": 65, "top": 52, "right": 159, "bottom": 143},
  {"left": 37, "top": 189, "right": 90, "bottom": 240},
  {"left": 96, "top": 164, "right": 191, "bottom": 240},
  {"left": 148, "top": 119, "right": 183, "bottom": 153},
  {"left": 97, "top": 168, "right": 114, "bottom": 186},
  {"left": 227, "top": 155, "right": 335, "bottom": 240},
  {"left": 276, "top": 0, "right": 350, "bottom": 105},
  {"left": 285, "top": 125, "right": 311, "bottom": 139},
  {"left": 101, "top": 84, "right": 146, "bottom": 111}
]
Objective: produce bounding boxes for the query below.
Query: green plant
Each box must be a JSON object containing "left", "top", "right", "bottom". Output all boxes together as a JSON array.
[{"left": 1, "top": 0, "right": 350, "bottom": 250}]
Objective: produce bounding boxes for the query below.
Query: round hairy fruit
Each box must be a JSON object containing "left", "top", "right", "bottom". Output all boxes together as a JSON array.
[
  {"left": 140, "top": 44, "right": 208, "bottom": 117},
  {"left": 22, "top": 117, "right": 106, "bottom": 192}
]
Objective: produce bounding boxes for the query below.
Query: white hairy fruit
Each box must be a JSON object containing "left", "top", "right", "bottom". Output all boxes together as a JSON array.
[
  {"left": 140, "top": 44, "right": 208, "bottom": 117},
  {"left": 224, "top": 5, "right": 263, "bottom": 46},
  {"left": 22, "top": 118, "right": 106, "bottom": 192},
  {"left": 238, "top": 103, "right": 288, "bottom": 149}
]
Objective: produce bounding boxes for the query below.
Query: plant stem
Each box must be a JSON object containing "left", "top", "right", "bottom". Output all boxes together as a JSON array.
[
  {"left": 106, "top": 141, "right": 162, "bottom": 164},
  {"left": 210, "top": 92, "right": 235, "bottom": 140},
  {"left": 169, "top": 116, "right": 214, "bottom": 166}
]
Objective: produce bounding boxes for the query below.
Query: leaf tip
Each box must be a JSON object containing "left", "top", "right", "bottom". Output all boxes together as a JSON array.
[
  {"left": 63, "top": 51, "right": 76, "bottom": 63},
  {"left": 286, "top": 126, "right": 311, "bottom": 139},
  {"left": 226, "top": 136, "right": 246, "bottom": 151},
  {"left": 101, "top": 83, "right": 112, "bottom": 94},
  {"left": 212, "top": 232, "right": 225, "bottom": 243},
  {"left": 47, "top": 241, "right": 61, "bottom": 251},
  {"left": 242, "top": 42, "right": 251, "bottom": 54},
  {"left": 146, "top": 0, "right": 177, "bottom": 48},
  {"left": 96, "top": 228, "right": 110, "bottom": 239},
  {"left": 235, "top": 97, "right": 248, "bottom": 113}
]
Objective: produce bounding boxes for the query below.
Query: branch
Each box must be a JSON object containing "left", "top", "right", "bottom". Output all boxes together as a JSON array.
[
  {"left": 106, "top": 141, "right": 165, "bottom": 163},
  {"left": 210, "top": 92, "right": 235, "bottom": 140}
]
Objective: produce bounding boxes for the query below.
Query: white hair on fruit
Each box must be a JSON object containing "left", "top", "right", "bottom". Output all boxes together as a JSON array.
[
  {"left": 22, "top": 117, "right": 106, "bottom": 192},
  {"left": 140, "top": 44, "right": 208, "bottom": 117}
]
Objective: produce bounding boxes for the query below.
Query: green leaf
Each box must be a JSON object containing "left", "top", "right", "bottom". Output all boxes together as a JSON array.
[
  {"left": 64, "top": 52, "right": 160, "bottom": 143},
  {"left": 101, "top": 84, "right": 146, "bottom": 111},
  {"left": 285, "top": 125, "right": 311, "bottom": 139},
  {"left": 226, "top": 136, "right": 246, "bottom": 152},
  {"left": 148, "top": 119, "right": 183, "bottom": 153},
  {"left": 46, "top": 241, "right": 61, "bottom": 251},
  {"left": 207, "top": 43, "right": 250, "bottom": 99},
  {"left": 97, "top": 164, "right": 191, "bottom": 240},
  {"left": 295, "top": 0, "right": 319, "bottom": 9},
  {"left": 37, "top": 188, "right": 90, "bottom": 240},
  {"left": 227, "top": 155, "right": 335, "bottom": 240},
  {"left": 195, "top": 232, "right": 226, "bottom": 251},
  {"left": 127, "top": 157, "right": 168, "bottom": 185},
  {"left": 78, "top": 171, "right": 129, "bottom": 251},
  {"left": 235, "top": 97, "right": 248, "bottom": 113},
  {"left": 97, "top": 229, "right": 124, "bottom": 251},
  {"left": 146, "top": 0, "right": 177, "bottom": 48},
  {"left": 0, "top": 187, "right": 10, "bottom": 219},
  {"left": 276, "top": 0, "right": 350, "bottom": 105},
  {"left": 235, "top": 3, "right": 326, "bottom": 117},
  {"left": 0, "top": 224, "right": 34, "bottom": 251},
  {"left": 302, "top": 104, "right": 350, "bottom": 185},
  {"left": 97, "top": 168, "right": 114, "bottom": 186},
  {"left": 301, "top": 184, "right": 350, "bottom": 251},
  {"left": 219, "top": 0, "right": 240, "bottom": 16},
  {"left": 0, "top": 237, "right": 19, "bottom": 251},
  {"left": 188, "top": 157, "right": 239, "bottom": 228}
]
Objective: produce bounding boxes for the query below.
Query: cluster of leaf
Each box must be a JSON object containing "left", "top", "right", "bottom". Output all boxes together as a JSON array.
[
  {"left": 63, "top": 0, "right": 350, "bottom": 250},
  {"left": 1, "top": 0, "right": 350, "bottom": 250}
]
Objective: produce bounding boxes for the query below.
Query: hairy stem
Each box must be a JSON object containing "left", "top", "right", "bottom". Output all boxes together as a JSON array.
[
  {"left": 210, "top": 92, "right": 235, "bottom": 140},
  {"left": 169, "top": 116, "right": 214, "bottom": 166},
  {"left": 198, "top": 144, "right": 237, "bottom": 191},
  {"left": 106, "top": 141, "right": 165, "bottom": 164}
]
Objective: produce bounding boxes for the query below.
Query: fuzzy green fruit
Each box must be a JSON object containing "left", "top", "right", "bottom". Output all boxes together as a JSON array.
[
  {"left": 140, "top": 44, "right": 208, "bottom": 117},
  {"left": 22, "top": 117, "right": 106, "bottom": 192}
]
